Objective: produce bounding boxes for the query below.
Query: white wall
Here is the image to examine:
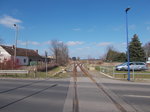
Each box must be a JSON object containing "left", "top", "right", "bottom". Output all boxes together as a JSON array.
[
  {"left": 16, "top": 56, "right": 29, "bottom": 65},
  {"left": 0, "top": 46, "right": 11, "bottom": 62},
  {"left": 0, "top": 46, "right": 31, "bottom": 66}
]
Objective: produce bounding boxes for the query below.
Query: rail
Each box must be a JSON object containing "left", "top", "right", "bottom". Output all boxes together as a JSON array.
[{"left": 78, "top": 64, "right": 128, "bottom": 112}]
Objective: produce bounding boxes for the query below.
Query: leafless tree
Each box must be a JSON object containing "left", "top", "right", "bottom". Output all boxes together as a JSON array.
[
  {"left": 50, "top": 40, "right": 69, "bottom": 65},
  {"left": 50, "top": 40, "right": 59, "bottom": 63},
  {"left": 143, "top": 42, "right": 150, "bottom": 60}
]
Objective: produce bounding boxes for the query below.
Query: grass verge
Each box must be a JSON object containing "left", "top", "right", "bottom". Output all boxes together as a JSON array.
[
  {"left": 0, "top": 66, "right": 70, "bottom": 79},
  {"left": 95, "top": 66, "right": 150, "bottom": 79}
]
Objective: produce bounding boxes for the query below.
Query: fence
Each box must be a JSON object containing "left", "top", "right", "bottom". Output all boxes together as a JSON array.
[
  {"left": 99, "top": 66, "right": 150, "bottom": 80},
  {"left": 0, "top": 70, "right": 29, "bottom": 74}
]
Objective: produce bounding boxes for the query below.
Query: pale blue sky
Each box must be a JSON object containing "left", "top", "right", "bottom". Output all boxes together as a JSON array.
[{"left": 0, "top": 0, "right": 150, "bottom": 58}]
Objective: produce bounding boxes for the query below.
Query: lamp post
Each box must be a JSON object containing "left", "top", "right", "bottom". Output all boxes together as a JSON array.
[
  {"left": 14, "top": 24, "right": 19, "bottom": 66},
  {"left": 45, "top": 51, "right": 48, "bottom": 77},
  {"left": 125, "top": 8, "right": 131, "bottom": 81}
]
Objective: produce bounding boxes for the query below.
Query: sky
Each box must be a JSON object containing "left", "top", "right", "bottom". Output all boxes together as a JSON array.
[{"left": 0, "top": 0, "right": 150, "bottom": 59}]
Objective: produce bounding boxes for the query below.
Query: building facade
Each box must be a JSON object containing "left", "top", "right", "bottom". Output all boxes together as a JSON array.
[{"left": 0, "top": 45, "right": 42, "bottom": 65}]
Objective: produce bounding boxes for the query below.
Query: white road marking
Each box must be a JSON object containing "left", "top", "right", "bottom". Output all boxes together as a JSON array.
[{"left": 124, "top": 95, "right": 150, "bottom": 98}]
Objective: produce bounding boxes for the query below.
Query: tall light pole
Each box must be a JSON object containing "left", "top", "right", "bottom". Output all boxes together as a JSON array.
[
  {"left": 45, "top": 51, "right": 48, "bottom": 77},
  {"left": 125, "top": 8, "right": 131, "bottom": 81},
  {"left": 14, "top": 24, "right": 19, "bottom": 66}
]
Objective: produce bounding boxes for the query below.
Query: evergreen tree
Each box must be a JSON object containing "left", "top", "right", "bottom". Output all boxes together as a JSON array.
[
  {"left": 105, "top": 46, "right": 126, "bottom": 62},
  {"left": 129, "top": 34, "right": 145, "bottom": 62}
]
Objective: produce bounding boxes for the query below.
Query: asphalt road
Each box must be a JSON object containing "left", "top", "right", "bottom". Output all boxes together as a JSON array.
[
  {"left": 0, "top": 70, "right": 150, "bottom": 112},
  {"left": 90, "top": 71, "right": 150, "bottom": 112},
  {"left": 0, "top": 78, "right": 70, "bottom": 112},
  {"left": 101, "top": 79, "right": 150, "bottom": 112}
]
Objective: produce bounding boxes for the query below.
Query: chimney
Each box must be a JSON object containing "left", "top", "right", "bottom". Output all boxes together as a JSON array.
[
  {"left": 35, "top": 49, "right": 38, "bottom": 53},
  {"left": 12, "top": 45, "right": 15, "bottom": 49}
]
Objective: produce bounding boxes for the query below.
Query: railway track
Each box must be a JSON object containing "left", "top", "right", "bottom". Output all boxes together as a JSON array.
[
  {"left": 72, "top": 63, "right": 79, "bottom": 112},
  {"left": 72, "top": 62, "right": 129, "bottom": 112}
]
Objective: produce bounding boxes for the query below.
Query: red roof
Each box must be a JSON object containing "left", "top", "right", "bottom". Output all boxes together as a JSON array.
[{"left": 1, "top": 45, "right": 41, "bottom": 58}]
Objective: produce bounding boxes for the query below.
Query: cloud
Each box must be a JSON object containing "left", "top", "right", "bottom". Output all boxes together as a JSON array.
[
  {"left": 30, "top": 41, "right": 40, "bottom": 45},
  {"left": 121, "top": 42, "right": 126, "bottom": 46},
  {"left": 0, "top": 15, "right": 22, "bottom": 28},
  {"left": 43, "top": 41, "right": 51, "bottom": 45},
  {"left": 97, "top": 42, "right": 112, "bottom": 46},
  {"left": 72, "top": 28, "right": 81, "bottom": 31},
  {"left": 18, "top": 40, "right": 26, "bottom": 46},
  {"left": 18, "top": 40, "right": 40, "bottom": 46},
  {"left": 18, "top": 40, "right": 66, "bottom": 46},
  {"left": 66, "top": 41, "right": 84, "bottom": 46}
]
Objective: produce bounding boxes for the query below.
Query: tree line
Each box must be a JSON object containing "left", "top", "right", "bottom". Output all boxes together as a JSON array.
[{"left": 105, "top": 34, "right": 150, "bottom": 62}]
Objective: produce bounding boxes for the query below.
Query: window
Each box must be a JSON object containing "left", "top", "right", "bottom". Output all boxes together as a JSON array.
[
  {"left": 24, "top": 59, "right": 26, "bottom": 63},
  {"left": 136, "top": 62, "right": 145, "bottom": 65},
  {"left": 129, "top": 63, "right": 134, "bottom": 65}
]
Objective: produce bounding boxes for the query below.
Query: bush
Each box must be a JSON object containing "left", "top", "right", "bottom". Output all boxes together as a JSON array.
[{"left": 0, "top": 59, "right": 21, "bottom": 70}]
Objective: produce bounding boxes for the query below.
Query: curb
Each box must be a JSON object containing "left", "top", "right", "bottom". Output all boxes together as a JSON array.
[{"left": 100, "top": 72, "right": 114, "bottom": 79}]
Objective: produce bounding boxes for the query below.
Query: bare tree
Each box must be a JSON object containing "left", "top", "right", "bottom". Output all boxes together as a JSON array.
[
  {"left": 143, "top": 42, "right": 150, "bottom": 61},
  {"left": 50, "top": 40, "right": 69, "bottom": 65},
  {"left": 50, "top": 40, "right": 59, "bottom": 64}
]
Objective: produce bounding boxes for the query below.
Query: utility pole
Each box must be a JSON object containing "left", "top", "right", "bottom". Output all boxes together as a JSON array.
[
  {"left": 45, "top": 51, "right": 48, "bottom": 77},
  {"left": 125, "top": 8, "right": 131, "bottom": 81},
  {"left": 14, "top": 24, "right": 19, "bottom": 68}
]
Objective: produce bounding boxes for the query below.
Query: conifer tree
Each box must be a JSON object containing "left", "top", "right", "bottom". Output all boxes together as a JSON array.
[{"left": 129, "top": 34, "right": 145, "bottom": 61}]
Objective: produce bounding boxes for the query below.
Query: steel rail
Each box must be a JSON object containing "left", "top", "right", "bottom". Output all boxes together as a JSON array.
[
  {"left": 78, "top": 64, "right": 128, "bottom": 112},
  {"left": 72, "top": 63, "right": 79, "bottom": 112}
]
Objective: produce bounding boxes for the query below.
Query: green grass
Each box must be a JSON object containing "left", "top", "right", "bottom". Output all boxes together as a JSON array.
[
  {"left": 95, "top": 66, "right": 100, "bottom": 71},
  {"left": 115, "top": 70, "right": 150, "bottom": 73},
  {"left": 114, "top": 74, "right": 150, "bottom": 79},
  {"left": 95, "top": 66, "right": 150, "bottom": 79}
]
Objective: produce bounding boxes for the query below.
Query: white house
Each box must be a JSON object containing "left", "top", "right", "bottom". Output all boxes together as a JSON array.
[
  {"left": 146, "top": 57, "right": 150, "bottom": 64},
  {"left": 0, "top": 45, "right": 42, "bottom": 65}
]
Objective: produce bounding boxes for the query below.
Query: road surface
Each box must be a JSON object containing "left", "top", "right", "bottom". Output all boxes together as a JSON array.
[
  {"left": 0, "top": 65, "right": 150, "bottom": 112},
  {"left": 0, "top": 78, "right": 70, "bottom": 112}
]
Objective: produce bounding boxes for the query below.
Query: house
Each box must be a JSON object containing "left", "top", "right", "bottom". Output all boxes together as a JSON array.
[
  {"left": 0, "top": 45, "right": 42, "bottom": 65},
  {"left": 146, "top": 57, "right": 150, "bottom": 64}
]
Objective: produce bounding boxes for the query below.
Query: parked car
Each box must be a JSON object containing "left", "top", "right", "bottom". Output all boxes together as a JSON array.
[{"left": 115, "top": 62, "right": 148, "bottom": 71}]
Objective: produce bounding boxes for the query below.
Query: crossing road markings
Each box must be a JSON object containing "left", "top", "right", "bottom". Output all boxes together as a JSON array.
[{"left": 124, "top": 95, "right": 150, "bottom": 98}]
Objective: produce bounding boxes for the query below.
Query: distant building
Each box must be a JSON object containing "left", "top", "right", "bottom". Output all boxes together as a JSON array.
[
  {"left": 0, "top": 45, "right": 42, "bottom": 65},
  {"left": 146, "top": 57, "right": 150, "bottom": 64},
  {"left": 41, "top": 55, "right": 56, "bottom": 63}
]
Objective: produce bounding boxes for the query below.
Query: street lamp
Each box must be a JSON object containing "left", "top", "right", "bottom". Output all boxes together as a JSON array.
[
  {"left": 14, "top": 24, "right": 19, "bottom": 66},
  {"left": 45, "top": 51, "right": 48, "bottom": 77},
  {"left": 125, "top": 8, "right": 131, "bottom": 81}
]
